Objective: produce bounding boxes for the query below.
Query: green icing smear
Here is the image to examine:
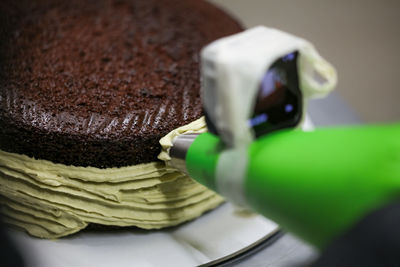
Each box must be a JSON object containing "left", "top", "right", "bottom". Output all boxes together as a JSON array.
[{"left": 0, "top": 117, "right": 223, "bottom": 238}]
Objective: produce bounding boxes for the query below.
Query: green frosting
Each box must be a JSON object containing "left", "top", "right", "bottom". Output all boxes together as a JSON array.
[{"left": 0, "top": 117, "right": 223, "bottom": 238}]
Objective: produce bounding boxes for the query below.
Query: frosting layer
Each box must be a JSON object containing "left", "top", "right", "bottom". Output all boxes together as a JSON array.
[{"left": 0, "top": 118, "right": 222, "bottom": 238}]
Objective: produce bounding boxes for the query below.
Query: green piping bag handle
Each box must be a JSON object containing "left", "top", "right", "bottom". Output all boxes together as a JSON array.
[{"left": 187, "top": 123, "right": 400, "bottom": 248}]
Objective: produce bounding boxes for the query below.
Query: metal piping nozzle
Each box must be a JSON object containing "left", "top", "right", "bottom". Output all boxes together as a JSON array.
[{"left": 169, "top": 133, "right": 200, "bottom": 174}]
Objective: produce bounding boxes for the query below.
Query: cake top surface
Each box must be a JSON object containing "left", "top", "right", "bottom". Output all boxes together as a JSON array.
[
  {"left": 0, "top": 0, "right": 242, "bottom": 167},
  {"left": 0, "top": 0, "right": 241, "bottom": 136}
]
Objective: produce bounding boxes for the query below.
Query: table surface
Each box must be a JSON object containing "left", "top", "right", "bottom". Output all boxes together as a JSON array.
[{"left": 219, "top": 92, "right": 362, "bottom": 267}]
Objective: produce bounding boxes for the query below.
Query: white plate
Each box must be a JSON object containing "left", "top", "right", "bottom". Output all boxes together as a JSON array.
[{"left": 10, "top": 203, "right": 279, "bottom": 267}]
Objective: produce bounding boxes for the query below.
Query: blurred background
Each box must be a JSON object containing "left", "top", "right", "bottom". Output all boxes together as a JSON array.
[{"left": 209, "top": 0, "right": 400, "bottom": 123}]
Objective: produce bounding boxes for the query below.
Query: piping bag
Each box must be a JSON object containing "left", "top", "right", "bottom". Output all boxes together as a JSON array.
[{"left": 162, "top": 27, "right": 400, "bottom": 249}]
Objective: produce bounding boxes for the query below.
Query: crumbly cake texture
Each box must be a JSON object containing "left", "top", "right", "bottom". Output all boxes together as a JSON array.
[{"left": 0, "top": 0, "right": 242, "bottom": 168}]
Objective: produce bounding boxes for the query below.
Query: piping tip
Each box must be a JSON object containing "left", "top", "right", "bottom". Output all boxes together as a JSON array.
[{"left": 169, "top": 133, "right": 200, "bottom": 174}]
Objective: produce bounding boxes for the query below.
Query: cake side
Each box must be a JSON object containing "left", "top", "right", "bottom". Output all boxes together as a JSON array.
[
  {"left": 0, "top": 0, "right": 242, "bottom": 168},
  {"left": 0, "top": 117, "right": 225, "bottom": 239}
]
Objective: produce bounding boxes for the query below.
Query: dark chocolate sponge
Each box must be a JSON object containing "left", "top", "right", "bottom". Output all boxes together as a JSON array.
[{"left": 0, "top": 0, "right": 242, "bottom": 168}]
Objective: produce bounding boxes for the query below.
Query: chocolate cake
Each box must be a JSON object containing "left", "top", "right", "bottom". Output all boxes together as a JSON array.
[
  {"left": 0, "top": 0, "right": 242, "bottom": 168},
  {"left": 0, "top": 0, "right": 243, "bottom": 238}
]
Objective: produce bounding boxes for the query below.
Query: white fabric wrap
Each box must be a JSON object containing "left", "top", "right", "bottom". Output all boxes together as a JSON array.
[{"left": 201, "top": 26, "right": 337, "bottom": 206}]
